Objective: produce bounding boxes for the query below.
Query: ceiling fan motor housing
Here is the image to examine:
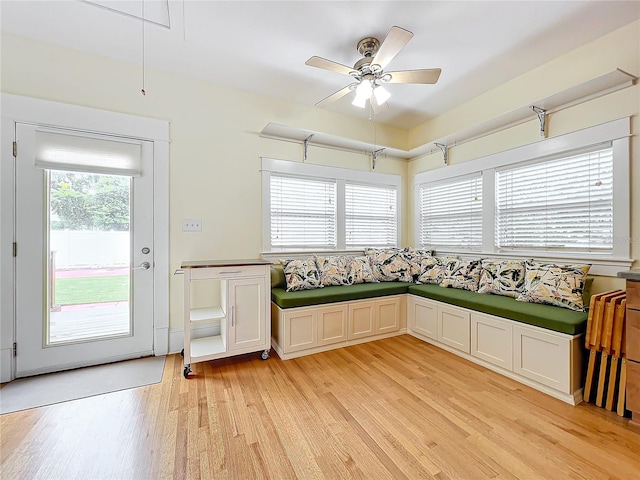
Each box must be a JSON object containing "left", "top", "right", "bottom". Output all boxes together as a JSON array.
[
  {"left": 357, "top": 37, "right": 380, "bottom": 57},
  {"left": 354, "top": 37, "right": 382, "bottom": 75}
]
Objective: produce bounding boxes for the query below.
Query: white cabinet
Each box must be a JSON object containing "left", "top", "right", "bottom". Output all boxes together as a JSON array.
[
  {"left": 272, "top": 295, "right": 404, "bottom": 359},
  {"left": 283, "top": 308, "right": 317, "bottom": 353},
  {"left": 513, "top": 324, "right": 573, "bottom": 393},
  {"left": 408, "top": 296, "right": 470, "bottom": 352},
  {"left": 471, "top": 312, "right": 512, "bottom": 370},
  {"left": 228, "top": 278, "right": 266, "bottom": 351},
  {"left": 317, "top": 305, "right": 348, "bottom": 346},
  {"left": 348, "top": 297, "right": 401, "bottom": 340},
  {"left": 407, "top": 295, "right": 584, "bottom": 404},
  {"left": 438, "top": 305, "right": 470, "bottom": 353},
  {"left": 407, "top": 296, "right": 437, "bottom": 340},
  {"left": 348, "top": 302, "right": 376, "bottom": 339},
  {"left": 181, "top": 259, "right": 271, "bottom": 377}
]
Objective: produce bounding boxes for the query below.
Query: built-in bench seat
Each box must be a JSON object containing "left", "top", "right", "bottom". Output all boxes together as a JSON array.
[
  {"left": 272, "top": 281, "right": 588, "bottom": 336},
  {"left": 270, "top": 267, "right": 590, "bottom": 405},
  {"left": 408, "top": 284, "right": 587, "bottom": 336}
]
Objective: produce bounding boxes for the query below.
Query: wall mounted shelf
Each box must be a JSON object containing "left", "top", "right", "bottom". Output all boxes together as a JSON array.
[
  {"left": 260, "top": 68, "right": 637, "bottom": 162},
  {"left": 259, "top": 122, "right": 409, "bottom": 160}
]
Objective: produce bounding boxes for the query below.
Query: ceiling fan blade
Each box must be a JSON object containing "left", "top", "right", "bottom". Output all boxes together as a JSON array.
[
  {"left": 385, "top": 68, "right": 442, "bottom": 84},
  {"left": 370, "top": 26, "right": 413, "bottom": 71},
  {"left": 316, "top": 84, "right": 355, "bottom": 107},
  {"left": 306, "top": 56, "right": 356, "bottom": 76}
]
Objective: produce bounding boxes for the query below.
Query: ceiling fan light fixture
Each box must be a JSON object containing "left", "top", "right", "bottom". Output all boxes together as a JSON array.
[
  {"left": 374, "top": 84, "right": 390, "bottom": 105},
  {"left": 351, "top": 94, "right": 367, "bottom": 108},
  {"left": 352, "top": 80, "right": 373, "bottom": 108}
]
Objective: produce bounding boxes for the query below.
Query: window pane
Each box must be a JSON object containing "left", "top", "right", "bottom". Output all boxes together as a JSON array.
[
  {"left": 48, "top": 170, "right": 131, "bottom": 344},
  {"left": 346, "top": 182, "right": 397, "bottom": 248},
  {"left": 419, "top": 175, "right": 483, "bottom": 251},
  {"left": 496, "top": 146, "right": 613, "bottom": 253},
  {"left": 270, "top": 175, "right": 336, "bottom": 249}
]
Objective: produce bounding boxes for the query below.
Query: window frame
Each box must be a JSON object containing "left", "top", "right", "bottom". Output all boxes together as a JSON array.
[
  {"left": 262, "top": 157, "right": 402, "bottom": 255},
  {"left": 414, "top": 117, "right": 631, "bottom": 276}
]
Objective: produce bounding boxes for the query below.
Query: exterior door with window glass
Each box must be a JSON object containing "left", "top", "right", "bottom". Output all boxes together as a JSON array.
[{"left": 14, "top": 123, "right": 154, "bottom": 377}]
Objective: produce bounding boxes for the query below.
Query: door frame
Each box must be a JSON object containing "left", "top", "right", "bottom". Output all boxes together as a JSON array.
[{"left": 1, "top": 93, "right": 170, "bottom": 382}]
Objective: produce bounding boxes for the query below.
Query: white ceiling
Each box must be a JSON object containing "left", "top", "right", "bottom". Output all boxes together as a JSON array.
[{"left": 2, "top": 1, "right": 639, "bottom": 130}]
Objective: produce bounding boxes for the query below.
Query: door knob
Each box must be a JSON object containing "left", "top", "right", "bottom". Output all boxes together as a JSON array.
[{"left": 132, "top": 262, "right": 151, "bottom": 270}]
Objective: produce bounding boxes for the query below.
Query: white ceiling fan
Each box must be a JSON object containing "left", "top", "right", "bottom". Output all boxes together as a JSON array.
[{"left": 306, "top": 26, "right": 441, "bottom": 111}]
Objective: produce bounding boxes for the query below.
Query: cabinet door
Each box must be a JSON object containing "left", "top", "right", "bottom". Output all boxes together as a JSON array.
[
  {"left": 438, "top": 305, "right": 470, "bottom": 353},
  {"left": 376, "top": 297, "right": 400, "bottom": 334},
  {"left": 471, "top": 313, "right": 512, "bottom": 370},
  {"left": 284, "top": 309, "right": 317, "bottom": 352},
  {"left": 349, "top": 301, "right": 376, "bottom": 340},
  {"left": 408, "top": 297, "right": 438, "bottom": 339},
  {"left": 626, "top": 309, "right": 640, "bottom": 362},
  {"left": 513, "top": 325, "right": 569, "bottom": 392},
  {"left": 317, "top": 305, "right": 347, "bottom": 346},
  {"left": 626, "top": 361, "right": 640, "bottom": 414},
  {"left": 228, "top": 278, "right": 266, "bottom": 351}
]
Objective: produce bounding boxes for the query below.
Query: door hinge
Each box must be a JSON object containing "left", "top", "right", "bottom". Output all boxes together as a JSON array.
[
  {"left": 12, "top": 242, "right": 17, "bottom": 257},
  {"left": 13, "top": 343, "right": 17, "bottom": 357},
  {"left": 12, "top": 141, "right": 17, "bottom": 158}
]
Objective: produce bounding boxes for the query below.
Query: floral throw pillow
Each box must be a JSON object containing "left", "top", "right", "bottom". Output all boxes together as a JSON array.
[
  {"left": 401, "top": 247, "right": 435, "bottom": 281},
  {"left": 516, "top": 261, "right": 591, "bottom": 311},
  {"left": 314, "top": 255, "right": 353, "bottom": 286},
  {"left": 440, "top": 259, "right": 483, "bottom": 291},
  {"left": 477, "top": 259, "right": 527, "bottom": 298},
  {"left": 349, "top": 256, "right": 378, "bottom": 284},
  {"left": 279, "top": 258, "right": 323, "bottom": 292},
  {"left": 416, "top": 256, "right": 458, "bottom": 284},
  {"left": 364, "top": 248, "right": 412, "bottom": 282}
]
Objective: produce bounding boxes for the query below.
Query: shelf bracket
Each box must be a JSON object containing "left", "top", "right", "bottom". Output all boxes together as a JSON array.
[
  {"left": 303, "top": 134, "right": 314, "bottom": 162},
  {"left": 434, "top": 143, "right": 448, "bottom": 165},
  {"left": 530, "top": 105, "right": 547, "bottom": 137},
  {"left": 371, "top": 148, "right": 385, "bottom": 170}
]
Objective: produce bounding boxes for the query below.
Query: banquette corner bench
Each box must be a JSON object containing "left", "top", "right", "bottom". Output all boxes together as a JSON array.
[{"left": 270, "top": 266, "right": 590, "bottom": 405}]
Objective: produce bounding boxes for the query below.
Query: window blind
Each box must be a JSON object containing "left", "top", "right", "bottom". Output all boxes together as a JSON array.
[
  {"left": 419, "top": 174, "right": 483, "bottom": 251},
  {"left": 270, "top": 175, "right": 337, "bottom": 249},
  {"left": 34, "top": 130, "right": 142, "bottom": 176},
  {"left": 345, "top": 182, "right": 397, "bottom": 248},
  {"left": 496, "top": 146, "right": 614, "bottom": 253}
]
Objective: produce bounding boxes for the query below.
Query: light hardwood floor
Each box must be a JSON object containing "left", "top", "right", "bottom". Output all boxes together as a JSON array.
[{"left": 2, "top": 334, "right": 640, "bottom": 479}]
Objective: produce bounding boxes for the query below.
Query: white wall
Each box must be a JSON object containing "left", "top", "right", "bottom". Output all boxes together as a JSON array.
[
  {"left": 0, "top": 32, "right": 408, "bottom": 332},
  {"left": 407, "top": 20, "right": 640, "bottom": 293},
  {"left": 2, "top": 19, "right": 638, "bottom": 336}
]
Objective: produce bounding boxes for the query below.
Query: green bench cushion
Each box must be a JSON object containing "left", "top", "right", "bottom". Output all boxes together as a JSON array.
[
  {"left": 272, "top": 282, "right": 411, "bottom": 309},
  {"left": 408, "top": 284, "right": 587, "bottom": 335}
]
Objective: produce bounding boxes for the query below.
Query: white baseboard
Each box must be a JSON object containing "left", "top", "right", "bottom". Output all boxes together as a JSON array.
[
  {"left": 272, "top": 329, "right": 407, "bottom": 361},
  {"left": 168, "top": 323, "right": 221, "bottom": 354},
  {"left": 0, "top": 348, "right": 14, "bottom": 383},
  {"left": 154, "top": 326, "right": 169, "bottom": 356}
]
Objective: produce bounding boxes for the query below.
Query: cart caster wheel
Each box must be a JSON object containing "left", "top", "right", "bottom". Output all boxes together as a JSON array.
[
  {"left": 180, "top": 349, "right": 184, "bottom": 357},
  {"left": 261, "top": 349, "right": 270, "bottom": 360},
  {"left": 183, "top": 365, "right": 191, "bottom": 378}
]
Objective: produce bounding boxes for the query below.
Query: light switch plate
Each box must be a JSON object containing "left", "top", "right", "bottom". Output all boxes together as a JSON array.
[{"left": 182, "top": 219, "right": 202, "bottom": 232}]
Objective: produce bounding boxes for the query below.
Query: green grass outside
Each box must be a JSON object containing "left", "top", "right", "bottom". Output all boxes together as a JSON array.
[{"left": 55, "top": 275, "right": 130, "bottom": 305}]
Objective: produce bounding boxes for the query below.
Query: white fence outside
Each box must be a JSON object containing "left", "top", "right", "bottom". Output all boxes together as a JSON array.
[{"left": 50, "top": 230, "right": 129, "bottom": 268}]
